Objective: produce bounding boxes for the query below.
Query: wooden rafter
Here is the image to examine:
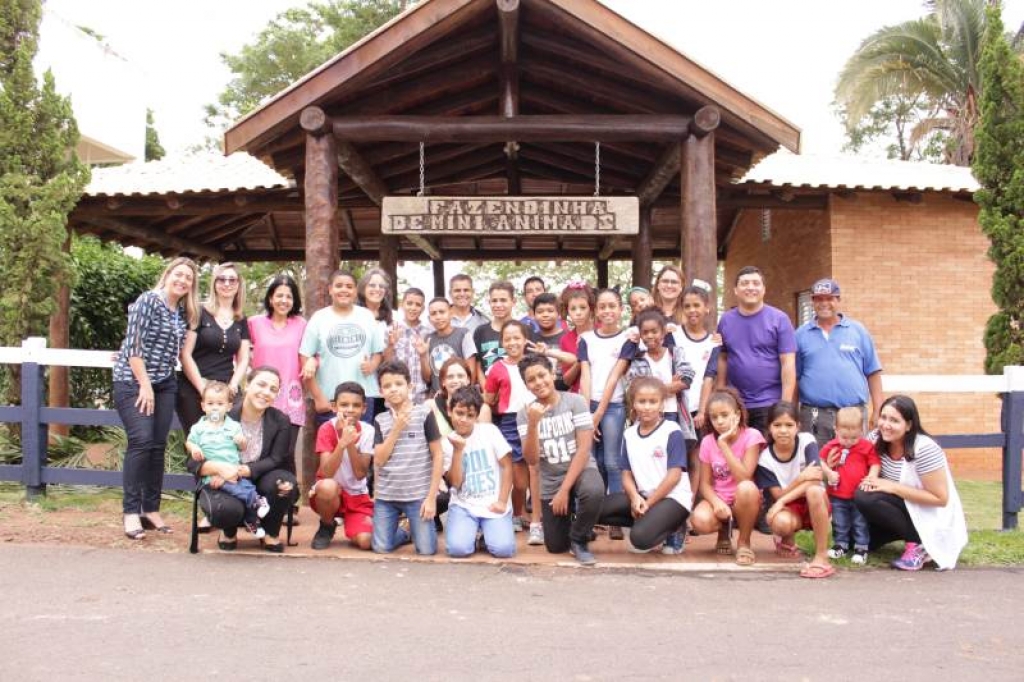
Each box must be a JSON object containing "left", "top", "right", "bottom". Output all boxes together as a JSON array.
[
  {"left": 322, "top": 114, "right": 696, "bottom": 143},
  {"left": 340, "top": 209, "right": 360, "bottom": 249},
  {"left": 76, "top": 216, "right": 223, "bottom": 260}
]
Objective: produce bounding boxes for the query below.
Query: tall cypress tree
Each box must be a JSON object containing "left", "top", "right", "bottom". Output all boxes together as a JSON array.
[
  {"left": 974, "top": 3, "right": 1024, "bottom": 373},
  {"left": 0, "top": 0, "right": 89, "bottom": 399}
]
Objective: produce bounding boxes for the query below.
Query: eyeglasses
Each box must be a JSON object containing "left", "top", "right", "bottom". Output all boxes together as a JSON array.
[
  {"left": 215, "top": 276, "right": 239, "bottom": 285},
  {"left": 366, "top": 282, "right": 387, "bottom": 290}
]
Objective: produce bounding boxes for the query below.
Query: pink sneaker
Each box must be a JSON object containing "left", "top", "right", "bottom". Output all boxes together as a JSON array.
[{"left": 891, "top": 542, "right": 930, "bottom": 571}]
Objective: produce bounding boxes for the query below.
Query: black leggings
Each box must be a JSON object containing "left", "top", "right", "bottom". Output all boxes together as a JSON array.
[
  {"left": 854, "top": 489, "right": 921, "bottom": 549},
  {"left": 600, "top": 492, "right": 689, "bottom": 551}
]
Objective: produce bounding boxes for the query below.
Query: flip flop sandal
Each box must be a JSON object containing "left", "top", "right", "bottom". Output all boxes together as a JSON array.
[
  {"left": 774, "top": 537, "right": 802, "bottom": 558},
  {"left": 800, "top": 564, "right": 836, "bottom": 579},
  {"left": 735, "top": 547, "right": 756, "bottom": 566}
]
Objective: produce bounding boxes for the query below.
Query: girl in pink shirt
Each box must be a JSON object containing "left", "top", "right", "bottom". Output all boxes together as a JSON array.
[
  {"left": 691, "top": 388, "right": 765, "bottom": 566},
  {"left": 248, "top": 275, "right": 307, "bottom": 472}
]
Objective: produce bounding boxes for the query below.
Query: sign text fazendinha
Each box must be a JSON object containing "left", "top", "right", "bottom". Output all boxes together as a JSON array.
[{"left": 381, "top": 196, "right": 639, "bottom": 235}]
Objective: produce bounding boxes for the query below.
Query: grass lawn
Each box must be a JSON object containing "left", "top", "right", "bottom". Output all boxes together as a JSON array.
[
  {"left": 795, "top": 479, "right": 1024, "bottom": 567},
  {"left": 0, "top": 483, "right": 192, "bottom": 516}
]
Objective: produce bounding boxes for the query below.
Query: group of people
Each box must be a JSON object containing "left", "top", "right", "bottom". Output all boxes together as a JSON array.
[{"left": 112, "top": 258, "right": 968, "bottom": 574}]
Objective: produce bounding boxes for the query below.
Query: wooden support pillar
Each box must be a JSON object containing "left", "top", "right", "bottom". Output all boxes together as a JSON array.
[
  {"left": 681, "top": 109, "right": 720, "bottom": 330},
  {"left": 432, "top": 259, "right": 445, "bottom": 298},
  {"left": 379, "top": 235, "right": 399, "bottom": 305},
  {"left": 300, "top": 127, "right": 339, "bottom": 494},
  {"left": 632, "top": 205, "right": 652, "bottom": 288},
  {"left": 47, "top": 228, "right": 72, "bottom": 438},
  {"left": 596, "top": 258, "right": 609, "bottom": 290}
]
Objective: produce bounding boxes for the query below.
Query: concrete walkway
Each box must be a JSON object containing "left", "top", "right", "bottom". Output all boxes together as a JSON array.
[{"left": 0, "top": 544, "right": 1021, "bottom": 681}]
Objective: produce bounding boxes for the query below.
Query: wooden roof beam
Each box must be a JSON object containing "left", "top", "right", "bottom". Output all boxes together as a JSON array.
[
  {"left": 636, "top": 107, "right": 719, "bottom": 207},
  {"left": 316, "top": 114, "right": 694, "bottom": 143},
  {"left": 334, "top": 139, "right": 389, "bottom": 205},
  {"left": 340, "top": 209, "right": 360, "bottom": 249},
  {"left": 499, "top": 0, "right": 521, "bottom": 194},
  {"left": 74, "top": 217, "right": 223, "bottom": 261}
]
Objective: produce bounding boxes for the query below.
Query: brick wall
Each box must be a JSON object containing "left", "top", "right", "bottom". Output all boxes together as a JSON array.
[
  {"left": 722, "top": 191, "right": 1001, "bottom": 478},
  {"left": 722, "top": 207, "right": 831, "bottom": 319},
  {"left": 829, "top": 193, "right": 999, "bottom": 478}
]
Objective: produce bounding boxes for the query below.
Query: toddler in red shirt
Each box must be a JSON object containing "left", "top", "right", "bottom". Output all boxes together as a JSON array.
[{"left": 820, "top": 407, "right": 880, "bottom": 565}]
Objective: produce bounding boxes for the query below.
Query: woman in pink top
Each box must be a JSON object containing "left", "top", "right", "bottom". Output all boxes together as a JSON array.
[
  {"left": 691, "top": 387, "right": 765, "bottom": 566},
  {"left": 248, "top": 274, "right": 307, "bottom": 473}
]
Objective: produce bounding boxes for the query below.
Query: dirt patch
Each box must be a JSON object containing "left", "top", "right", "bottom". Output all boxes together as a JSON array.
[
  {"left": 0, "top": 497, "right": 805, "bottom": 571},
  {"left": 0, "top": 498, "right": 191, "bottom": 552}
]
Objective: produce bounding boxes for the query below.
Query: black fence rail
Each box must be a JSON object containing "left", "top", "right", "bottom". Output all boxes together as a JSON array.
[{"left": 0, "top": 338, "right": 1021, "bottom": 528}]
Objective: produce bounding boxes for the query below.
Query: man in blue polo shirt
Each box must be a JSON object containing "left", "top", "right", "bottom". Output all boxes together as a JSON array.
[{"left": 795, "top": 278, "right": 883, "bottom": 446}]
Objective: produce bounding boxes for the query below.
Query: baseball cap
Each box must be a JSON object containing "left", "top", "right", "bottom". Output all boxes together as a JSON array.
[{"left": 811, "top": 278, "right": 841, "bottom": 297}]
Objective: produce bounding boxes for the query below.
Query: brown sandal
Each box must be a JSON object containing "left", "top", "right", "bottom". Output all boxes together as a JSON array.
[{"left": 735, "top": 547, "right": 756, "bottom": 566}]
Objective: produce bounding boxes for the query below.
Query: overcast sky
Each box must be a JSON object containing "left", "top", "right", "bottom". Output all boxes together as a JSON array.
[{"left": 44, "top": 0, "right": 1024, "bottom": 158}]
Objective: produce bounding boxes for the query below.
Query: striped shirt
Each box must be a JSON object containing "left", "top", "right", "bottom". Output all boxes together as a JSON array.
[
  {"left": 373, "top": 403, "right": 441, "bottom": 502},
  {"left": 113, "top": 291, "right": 187, "bottom": 384},
  {"left": 878, "top": 434, "right": 947, "bottom": 481}
]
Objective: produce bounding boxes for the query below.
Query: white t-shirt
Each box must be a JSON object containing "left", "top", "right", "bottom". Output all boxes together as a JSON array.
[
  {"left": 442, "top": 423, "right": 512, "bottom": 518},
  {"left": 578, "top": 329, "right": 628, "bottom": 403},
  {"left": 673, "top": 329, "right": 717, "bottom": 414},
  {"left": 621, "top": 419, "right": 692, "bottom": 510},
  {"left": 646, "top": 350, "right": 679, "bottom": 414}
]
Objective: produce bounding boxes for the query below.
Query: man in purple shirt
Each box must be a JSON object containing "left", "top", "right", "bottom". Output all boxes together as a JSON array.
[{"left": 715, "top": 265, "right": 796, "bottom": 435}]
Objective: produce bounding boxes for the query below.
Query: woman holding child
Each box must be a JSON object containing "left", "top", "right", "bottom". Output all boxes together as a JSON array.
[
  {"left": 188, "top": 366, "right": 299, "bottom": 552},
  {"left": 854, "top": 395, "right": 968, "bottom": 571}
]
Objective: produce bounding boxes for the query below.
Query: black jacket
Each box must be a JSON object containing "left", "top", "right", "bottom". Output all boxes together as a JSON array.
[{"left": 186, "top": 405, "right": 292, "bottom": 481}]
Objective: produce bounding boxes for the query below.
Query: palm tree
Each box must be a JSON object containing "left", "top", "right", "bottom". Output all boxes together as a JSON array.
[{"left": 835, "top": 0, "right": 991, "bottom": 166}]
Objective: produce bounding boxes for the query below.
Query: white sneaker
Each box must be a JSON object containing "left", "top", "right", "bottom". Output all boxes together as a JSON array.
[
  {"left": 512, "top": 517, "right": 524, "bottom": 533},
  {"left": 851, "top": 549, "right": 868, "bottom": 565},
  {"left": 527, "top": 523, "right": 544, "bottom": 545},
  {"left": 255, "top": 496, "right": 270, "bottom": 519}
]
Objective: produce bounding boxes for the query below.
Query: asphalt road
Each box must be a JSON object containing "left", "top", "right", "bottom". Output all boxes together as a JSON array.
[{"left": 0, "top": 545, "right": 1021, "bottom": 681}]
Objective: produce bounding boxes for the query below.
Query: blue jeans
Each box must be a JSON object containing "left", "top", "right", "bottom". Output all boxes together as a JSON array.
[
  {"left": 445, "top": 504, "right": 516, "bottom": 558},
  {"left": 220, "top": 479, "right": 260, "bottom": 524},
  {"left": 372, "top": 498, "right": 437, "bottom": 555},
  {"left": 590, "top": 400, "right": 625, "bottom": 494},
  {"left": 114, "top": 376, "right": 177, "bottom": 514},
  {"left": 831, "top": 497, "right": 870, "bottom": 551}
]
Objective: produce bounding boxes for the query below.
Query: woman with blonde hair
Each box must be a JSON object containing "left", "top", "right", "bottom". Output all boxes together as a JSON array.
[
  {"left": 113, "top": 257, "right": 200, "bottom": 539},
  {"left": 177, "top": 262, "right": 251, "bottom": 421},
  {"left": 177, "top": 263, "right": 252, "bottom": 534}
]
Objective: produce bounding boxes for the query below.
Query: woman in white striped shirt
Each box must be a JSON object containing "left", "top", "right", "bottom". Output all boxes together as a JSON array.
[{"left": 853, "top": 395, "right": 967, "bottom": 571}]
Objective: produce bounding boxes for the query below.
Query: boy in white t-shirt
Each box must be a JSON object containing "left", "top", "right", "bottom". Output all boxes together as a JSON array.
[
  {"left": 310, "top": 381, "right": 375, "bottom": 550},
  {"left": 442, "top": 386, "right": 516, "bottom": 558}
]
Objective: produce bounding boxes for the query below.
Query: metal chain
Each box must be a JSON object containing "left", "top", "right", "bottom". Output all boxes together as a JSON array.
[
  {"left": 594, "top": 141, "right": 601, "bottom": 196},
  {"left": 418, "top": 141, "right": 425, "bottom": 196}
]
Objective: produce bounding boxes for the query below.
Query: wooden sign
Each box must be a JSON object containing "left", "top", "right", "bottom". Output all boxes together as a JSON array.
[{"left": 381, "top": 196, "right": 639, "bottom": 235}]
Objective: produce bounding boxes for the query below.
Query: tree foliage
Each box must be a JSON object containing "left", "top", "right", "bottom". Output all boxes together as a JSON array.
[
  {"left": 973, "top": 3, "right": 1024, "bottom": 374},
  {"left": 68, "top": 237, "right": 164, "bottom": 407},
  {"left": 144, "top": 108, "right": 165, "bottom": 161},
  {"left": 0, "top": 0, "right": 89, "bottom": 401},
  {"left": 837, "top": 95, "right": 947, "bottom": 162},
  {"left": 204, "top": 0, "right": 415, "bottom": 136},
  {"left": 835, "top": 0, "right": 998, "bottom": 165}
]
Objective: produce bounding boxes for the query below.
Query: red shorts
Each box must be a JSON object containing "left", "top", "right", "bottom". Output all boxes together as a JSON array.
[
  {"left": 310, "top": 483, "right": 374, "bottom": 539},
  {"left": 783, "top": 498, "right": 831, "bottom": 531}
]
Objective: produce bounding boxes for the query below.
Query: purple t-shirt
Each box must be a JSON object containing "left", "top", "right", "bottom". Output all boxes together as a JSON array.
[{"left": 717, "top": 305, "right": 796, "bottom": 408}]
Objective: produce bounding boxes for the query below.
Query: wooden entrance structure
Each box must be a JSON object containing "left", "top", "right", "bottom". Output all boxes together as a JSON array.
[{"left": 222, "top": 0, "right": 800, "bottom": 319}]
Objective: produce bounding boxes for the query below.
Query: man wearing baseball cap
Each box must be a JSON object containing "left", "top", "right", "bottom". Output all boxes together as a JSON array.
[{"left": 795, "top": 278, "right": 883, "bottom": 446}]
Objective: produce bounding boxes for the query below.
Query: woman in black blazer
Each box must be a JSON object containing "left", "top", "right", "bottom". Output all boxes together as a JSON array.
[{"left": 188, "top": 366, "right": 299, "bottom": 552}]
